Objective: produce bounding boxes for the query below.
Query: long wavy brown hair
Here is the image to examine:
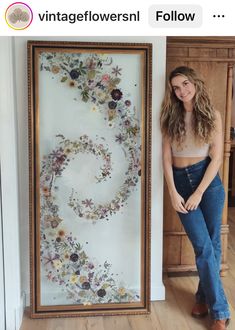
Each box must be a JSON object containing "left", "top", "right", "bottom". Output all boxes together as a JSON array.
[{"left": 160, "top": 66, "right": 216, "bottom": 145}]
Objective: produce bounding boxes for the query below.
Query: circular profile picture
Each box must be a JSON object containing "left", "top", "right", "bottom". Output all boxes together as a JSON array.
[{"left": 5, "top": 2, "right": 33, "bottom": 30}]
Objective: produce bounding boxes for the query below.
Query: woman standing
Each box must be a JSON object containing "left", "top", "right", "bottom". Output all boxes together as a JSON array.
[{"left": 160, "top": 66, "right": 230, "bottom": 330}]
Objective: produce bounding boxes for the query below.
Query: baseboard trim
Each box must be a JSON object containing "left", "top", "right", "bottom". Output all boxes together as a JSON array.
[
  {"left": 151, "top": 284, "right": 165, "bottom": 301},
  {"left": 15, "top": 294, "right": 25, "bottom": 330}
]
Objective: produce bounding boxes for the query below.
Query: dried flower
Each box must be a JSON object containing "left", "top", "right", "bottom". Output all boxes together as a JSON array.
[
  {"left": 70, "top": 275, "right": 79, "bottom": 284},
  {"left": 51, "top": 65, "right": 60, "bottom": 74},
  {"left": 97, "top": 288, "right": 106, "bottom": 297},
  {"left": 82, "top": 282, "right": 91, "bottom": 290},
  {"left": 111, "top": 89, "right": 123, "bottom": 101},
  {"left": 70, "top": 253, "right": 79, "bottom": 262},
  {"left": 70, "top": 69, "right": 80, "bottom": 80}
]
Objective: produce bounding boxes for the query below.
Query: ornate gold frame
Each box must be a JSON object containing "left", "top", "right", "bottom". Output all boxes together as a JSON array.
[{"left": 28, "top": 40, "right": 152, "bottom": 318}]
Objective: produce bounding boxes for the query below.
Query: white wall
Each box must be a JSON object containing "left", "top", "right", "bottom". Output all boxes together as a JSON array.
[
  {"left": 0, "top": 37, "right": 23, "bottom": 330},
  {"left": 5, "top": 36, "right": 165, "bottom": 319},
  {"left": 0, "top": 183, "right": 6, "bottom": 330}
]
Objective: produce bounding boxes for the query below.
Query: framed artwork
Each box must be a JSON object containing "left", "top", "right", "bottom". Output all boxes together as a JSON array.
[{"left": 28, "top": 40, "right": 152, "bottom": 318}]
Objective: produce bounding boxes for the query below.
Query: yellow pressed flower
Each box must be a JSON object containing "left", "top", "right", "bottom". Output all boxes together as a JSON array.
[
  {"left": 99, "top": 54, "right": 107, "bottom": 59},
  {"left": 79, "top": 291, "right": 86, "bottom": 297},
  {"left": 53, "top": 260, "right": 62, "bottom": 269},
  {"left": 79, "top": 276, "right": 88, "bottom": 284},
  {"left": 108, "top": 109, "right": 116, "bottom": 120},
  {"left": 118, "top": 287, "right": 126, "bottom": 296},
  {"left": 64, "top": 148, "right": 71, "bottom": 155},
  {"left": 97, "top": 91, "right": 106, "bottom": 102},
  {"left": 51, "top": 65, "right": 60, "bottom": 74},
  {"left": 70, "top": 275, "right": 79, "bottom": 284}
]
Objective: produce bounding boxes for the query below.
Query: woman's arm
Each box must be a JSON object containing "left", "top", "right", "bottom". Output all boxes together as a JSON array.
[
  {"left": 162, "top": 135, "right": 188, "bottom": 214},
  {"left": 185, "top": 110, "right": 223, "bottom": 211}
]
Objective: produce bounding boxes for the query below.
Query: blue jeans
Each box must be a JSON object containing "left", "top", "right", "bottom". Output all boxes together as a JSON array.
[{"left": 173, "top": 157, "right": 230, "bottom": 320}]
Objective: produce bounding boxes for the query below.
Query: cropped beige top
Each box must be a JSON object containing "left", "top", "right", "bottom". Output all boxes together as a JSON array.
[{"left": 171, "top": 111, "right": 210, "bottom": 157}]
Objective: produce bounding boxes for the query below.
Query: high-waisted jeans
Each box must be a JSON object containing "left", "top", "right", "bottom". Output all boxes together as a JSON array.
[{"left": 173, "top": 157, "right": 230, "bottom": 320}]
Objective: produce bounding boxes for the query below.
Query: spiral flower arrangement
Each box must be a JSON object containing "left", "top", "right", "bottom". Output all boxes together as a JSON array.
[{"left": 39, "top": 51, "right": 141, "bottom": 304}]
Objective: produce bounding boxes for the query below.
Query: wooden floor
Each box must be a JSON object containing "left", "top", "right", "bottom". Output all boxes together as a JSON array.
[{"left": 20, "top": 208, "right": 235, "bottom": 330}]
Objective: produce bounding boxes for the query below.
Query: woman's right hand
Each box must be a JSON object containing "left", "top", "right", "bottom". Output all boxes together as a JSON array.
[{"left": 170, "top": 191, "right": 188, "bottom": 214}]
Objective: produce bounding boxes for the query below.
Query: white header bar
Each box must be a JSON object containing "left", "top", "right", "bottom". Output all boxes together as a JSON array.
[{"left": 0, "top": 0, "right": 234, "bottom": 36}]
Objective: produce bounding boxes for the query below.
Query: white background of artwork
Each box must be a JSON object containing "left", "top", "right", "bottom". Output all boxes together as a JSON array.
[{"left": 39, "top": 53, "right": 142, "bottom": 304}]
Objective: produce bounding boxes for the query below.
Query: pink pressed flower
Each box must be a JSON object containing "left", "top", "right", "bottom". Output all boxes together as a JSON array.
[{"left": 101, "top": 74, "right": 110, "bottom": 82}]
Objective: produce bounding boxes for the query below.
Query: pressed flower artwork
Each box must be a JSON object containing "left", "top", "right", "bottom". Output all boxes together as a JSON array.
[{"left": 28, "top": 41, "right": 152, "bottom": 317}]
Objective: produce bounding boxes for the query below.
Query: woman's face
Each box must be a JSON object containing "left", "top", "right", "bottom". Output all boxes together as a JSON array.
[{"left": 171, "top": 74, "right": 196, "bottom": 105}]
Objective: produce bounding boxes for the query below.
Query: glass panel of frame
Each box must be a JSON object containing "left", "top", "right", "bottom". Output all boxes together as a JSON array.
[{"left": 28, "top": 41, "right": 152, "bottom": 318}]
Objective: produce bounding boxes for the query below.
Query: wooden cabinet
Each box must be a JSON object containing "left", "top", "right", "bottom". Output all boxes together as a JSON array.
[{"left": 163, "top": 37, "right": 234, "bottom": 275}]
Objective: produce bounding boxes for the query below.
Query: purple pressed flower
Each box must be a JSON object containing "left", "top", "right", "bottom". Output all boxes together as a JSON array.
[
  {"left": 132, "top": 158, "right": 140, "bottom": 170},
  {"left": 70, "top": 253, "right": 79, "bottom": 262},
  {"left": 54, "top": 168, "right": 63, "bottom": 176},
  {"left": 111, "top": 89, "right": 123, "bottom": 101},
  {"left": 112, "top": 66, "right": 122, "bottom": 76},
  {"left": 123, "top": 119, "right": 131, "bottom": 128},
  {"left": 51, "top": 219, "right": 60, "bottom": 228},
  {"left": 99, "top": 207, "right": 108, "bottom": 217},
  {"left": 108, "top": 101, "right": 117, "bottom": 109},
  {"left": 88, "top": 272, "right": 94, "bottom": 281},
  {"left": 111, "top": 202, "right": 120, "bottom": 211},
  {"left": 82, "top": 199, "right": 94, "bottom": 208},
  {"left": 43, "top": 253, "right": 57, "bottom": 266},
  {"left": 125, "top": 100, "right": 131, "bottom": 106},
  {"left": 82, "top": 282, "right": 91, "bottom": 290},
  {"left": 125, "top": 178, "right": 136, "bottom": 187},
  {"left": 70, "top": 69, "right": 80, "bottom": 80},
  {"left": 57, "top": 154, "right": 66, "bottom": 163},
  {"left": 97, "top": 288, "right": 106, "bottom": 297},
  {"left": 51, "top": 149, "right": 63, "bottom": 159},
  {"left": 51, "top": 151, "right": 66, "bottom": 170},
  {"left": 88, "top": 262, "right": 94, "bottom": 269},
  {"left": 115, "top": 133, "right": 125, "bottom": 144}
]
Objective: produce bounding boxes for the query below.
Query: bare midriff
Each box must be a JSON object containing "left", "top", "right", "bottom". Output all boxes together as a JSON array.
[{"left": 173, "top": 156, "right": 208, "bottom": 168}]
